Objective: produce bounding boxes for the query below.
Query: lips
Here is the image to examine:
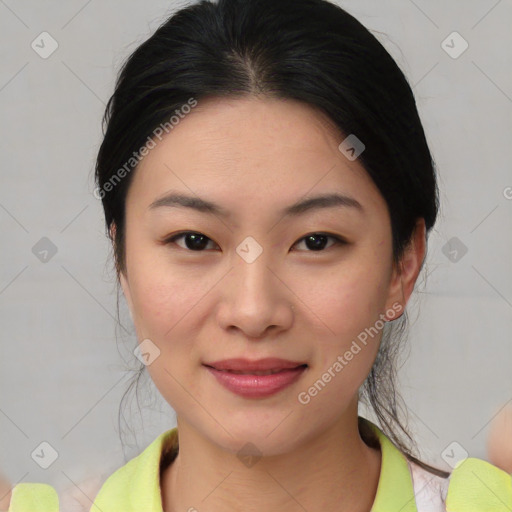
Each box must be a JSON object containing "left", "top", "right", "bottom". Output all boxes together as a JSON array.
[
  {"left": 203, "top": 358, "right": 308, "bottom": 398},
  {"left": 218, "top": 368, "right": 291, "bottom": 375},
  {"left": 203, "top": 357, "right": 308, "bottom": 399},
  {"left": 203, "top": 357, "right": 308, "bottom": 373}
]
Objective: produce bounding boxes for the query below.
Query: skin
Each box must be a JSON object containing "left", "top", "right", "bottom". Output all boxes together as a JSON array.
[
  {"left": 115, "top": 96, "right": 426, "bottom": 512},
  {"left": 0, "top": 473, "right": 12, "bottom": 512}
]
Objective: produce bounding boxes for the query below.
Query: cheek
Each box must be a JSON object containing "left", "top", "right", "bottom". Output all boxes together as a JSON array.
[
  {"left": 292, "top": 259, "right": 389, "bottom": 344},
  {"left": 127, "top": 265, "right": 207, "bottom": 402},
  {"left": 127, "top": 254, "right": 207, "bottom": 342},
  {"left": 292, "top": 265, "right": 387, "bottom": 409}
]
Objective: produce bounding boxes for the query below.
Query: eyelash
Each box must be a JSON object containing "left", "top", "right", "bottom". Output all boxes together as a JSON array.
[{"left": 163, "top": 231, "right": 347, "bottom": 253}]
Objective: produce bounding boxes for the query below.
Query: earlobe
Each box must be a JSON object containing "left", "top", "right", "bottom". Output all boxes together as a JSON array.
[
  {"left": 119, "top": 271, "right": 134, "bottom": 322},
  {"left": 384, "top": 264, "right": 406, "bottom": 322},
  {"left": 109, "top": 222, "right": 116, "bottom": 241},
  {"left": 111, "top": 222, "right": 135, "bottom": 323},
  {"left": 384, "top": 218, "right": 426, "bottom": 320}
]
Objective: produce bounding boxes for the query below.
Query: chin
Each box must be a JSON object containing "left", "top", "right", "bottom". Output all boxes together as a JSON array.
[{"left": 211, "top": 422, "right": 301, "bottom": 458}]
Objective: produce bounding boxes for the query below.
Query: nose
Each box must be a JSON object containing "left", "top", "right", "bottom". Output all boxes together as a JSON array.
[{"left": 216, "top": 247, "right": 294, "bottom": 340}]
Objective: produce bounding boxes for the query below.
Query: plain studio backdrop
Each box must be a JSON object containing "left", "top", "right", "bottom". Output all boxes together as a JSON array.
[{"left": 0, "top": 0, "right": 511, "bottom": 496}]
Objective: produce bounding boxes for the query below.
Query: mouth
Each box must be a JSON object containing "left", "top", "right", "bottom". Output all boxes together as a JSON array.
[
  {"left": 202, "top": 358, "right": 309, "bottom": 398},
  {"left": 203, "top": 365, "right": 308, "bottom": 375},
  {"left": 202, "top": 357, "right": 309, "bottom": 373}
]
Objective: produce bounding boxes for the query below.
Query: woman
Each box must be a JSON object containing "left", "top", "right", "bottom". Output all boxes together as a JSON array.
[{"left": 5, "top": 0, "right": 512, "bottom": 510}]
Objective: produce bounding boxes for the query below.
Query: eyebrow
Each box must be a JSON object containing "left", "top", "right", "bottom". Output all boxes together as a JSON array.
[{"left": 148, "top": 191, "right": 364, "bottom": 218}]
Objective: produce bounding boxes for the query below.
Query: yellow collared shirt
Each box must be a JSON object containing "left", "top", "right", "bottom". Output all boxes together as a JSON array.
[{"left": 8, "top": 417, "right": 512, "bottom": 511}]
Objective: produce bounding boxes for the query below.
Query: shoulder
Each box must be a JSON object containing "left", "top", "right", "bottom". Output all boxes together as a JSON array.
[
  {"left": 91, "top": 428, "right": 177, "bottom": 511},
  {"left": 6, "top": 429, "right": 177, "bottom": 512},
  {"left": 445, "top": 457, "right": 512, "bottom": 511},
  {"left": 6, "top": 476, "right": 106, "bottom": 512},
  {"left": 6, "top": 482, "right": 59, "bottom": 512}
]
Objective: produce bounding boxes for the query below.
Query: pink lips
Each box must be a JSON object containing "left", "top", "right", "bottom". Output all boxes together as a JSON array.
[{"left": 203, "top": 358, "right": 308, "bottom": 398}]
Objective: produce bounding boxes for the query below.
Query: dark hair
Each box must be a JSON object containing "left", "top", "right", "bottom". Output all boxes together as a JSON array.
[{"left": 94, "top": 0, "right": 447, "bottom": 477}]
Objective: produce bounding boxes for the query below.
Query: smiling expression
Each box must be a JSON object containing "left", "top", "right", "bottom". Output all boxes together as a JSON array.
[{"left": 116, "top": 95, "right": 414, "bottom": 454}]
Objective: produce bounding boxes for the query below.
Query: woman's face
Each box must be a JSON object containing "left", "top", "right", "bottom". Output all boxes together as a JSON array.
[{"left": 118, "top": 96, "right": 422, "bottom": 454}]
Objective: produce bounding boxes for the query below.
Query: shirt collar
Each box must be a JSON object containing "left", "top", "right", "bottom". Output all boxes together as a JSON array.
[
  {"left": 93, "top": 417, "right": 417, "bottom": 511},
  {"left": 363, "top": 417, "right": 418, "bottom": 512}
]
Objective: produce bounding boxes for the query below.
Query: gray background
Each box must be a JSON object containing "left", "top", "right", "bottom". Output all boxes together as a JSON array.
[{"left": 1, "top": 0, "right": 511, "bottom": 498}]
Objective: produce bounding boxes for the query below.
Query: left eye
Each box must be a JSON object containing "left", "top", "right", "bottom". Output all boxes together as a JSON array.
[{"left": 292, "top": 233, "right": 344, "bottom": 252}]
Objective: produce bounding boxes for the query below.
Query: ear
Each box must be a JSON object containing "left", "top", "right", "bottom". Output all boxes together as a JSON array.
[
  {"left": 119, "top": 269, "right": 134, "bottom": 323},
  {"left": 110, "top": 222, "right": 135, "bottom": 322},
  {"left": 109, "top": 222, "right": 116, "bottom": 241},
  {"left": 384, "top": 217, "right": 426, "bottom": 320}
]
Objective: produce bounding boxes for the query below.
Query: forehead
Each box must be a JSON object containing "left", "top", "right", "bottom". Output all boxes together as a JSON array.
[{"left": 126, "top": 96, "right": 384, "bottom": 219}]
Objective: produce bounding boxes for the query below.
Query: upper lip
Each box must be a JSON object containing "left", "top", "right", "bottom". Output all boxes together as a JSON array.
[{"left": 203, "top": 358, "right": 307, "bottom": 371}]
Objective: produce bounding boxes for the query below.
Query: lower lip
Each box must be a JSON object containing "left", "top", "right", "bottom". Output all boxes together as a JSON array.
[{"left": 205, "top": 365, "right": 307, "bottom": 398}]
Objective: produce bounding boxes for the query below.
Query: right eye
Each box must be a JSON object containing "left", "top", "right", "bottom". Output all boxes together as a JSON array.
[{"left": 164, "top": 231, "right": 219, "bottom": 251}]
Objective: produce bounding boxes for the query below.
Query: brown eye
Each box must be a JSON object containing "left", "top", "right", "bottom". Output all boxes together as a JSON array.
[
  {"left": 164, "top": 231, "right": 346, "bottom": 253},
  {"left": 292, "top": 233, "right": 345, "bottom": 252},
  {"left": 165, "top": 232, "right": 218, "bottom": 251}
]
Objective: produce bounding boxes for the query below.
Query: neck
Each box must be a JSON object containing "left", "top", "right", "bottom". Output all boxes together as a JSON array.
[{"left": 161, "top": 411, "right": 381, "bottom": 512}]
